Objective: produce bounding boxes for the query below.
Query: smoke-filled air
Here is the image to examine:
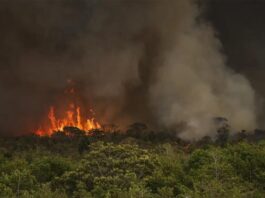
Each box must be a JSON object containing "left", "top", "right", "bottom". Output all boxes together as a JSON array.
[{"left": 0, "top": 0, "right": 257, "bottom": 139}]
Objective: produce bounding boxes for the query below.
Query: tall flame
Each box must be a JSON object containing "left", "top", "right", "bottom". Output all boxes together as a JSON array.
[{"left": 35, "top": 103, "right": 101, "bottom": 136}]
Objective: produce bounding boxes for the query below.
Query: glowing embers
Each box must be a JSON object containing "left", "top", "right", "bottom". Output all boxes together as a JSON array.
[{"left": 35, "top": 103, "right": 101, "bottom": 136}]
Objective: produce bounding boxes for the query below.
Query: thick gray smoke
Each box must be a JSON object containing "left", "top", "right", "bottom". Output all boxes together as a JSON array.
[{"left": 0, "top": 0, "right": 257, "bottom": 139}]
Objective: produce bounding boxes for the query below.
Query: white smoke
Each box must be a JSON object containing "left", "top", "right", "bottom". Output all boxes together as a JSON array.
[{"left": 149, "top": 21, "right": 257, "bottom": 139}]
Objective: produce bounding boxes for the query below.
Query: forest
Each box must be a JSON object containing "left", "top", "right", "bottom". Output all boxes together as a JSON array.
[{"left": 0, "top": 125, "right": 264, "bottom": 198}]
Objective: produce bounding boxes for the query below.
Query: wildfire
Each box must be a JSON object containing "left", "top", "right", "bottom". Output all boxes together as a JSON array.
[{"left": 35, "top": 103, "right": 101, "bottom": 136}]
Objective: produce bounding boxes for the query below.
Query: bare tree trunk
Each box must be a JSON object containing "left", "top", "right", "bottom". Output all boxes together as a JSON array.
[
  {"left": 211, "top": 152, "right": 219, "bottom": 180},
  {"left": 16, "top": 173, "right": 21, "bottom": 198}
]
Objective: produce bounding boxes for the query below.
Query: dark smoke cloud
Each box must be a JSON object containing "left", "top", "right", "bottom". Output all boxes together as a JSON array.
[
  {"left": 0, "top": 0, "right": 258, "bottom": 139},
  {"left": 207, "top": 0, "right": 265, "bottom": 127}
]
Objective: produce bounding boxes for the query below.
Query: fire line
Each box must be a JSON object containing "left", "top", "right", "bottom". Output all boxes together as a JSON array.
[{"left": 35, "top": 103, "right": 101, "bottom": 136}]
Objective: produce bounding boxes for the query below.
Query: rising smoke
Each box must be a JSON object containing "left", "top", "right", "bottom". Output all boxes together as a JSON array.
[{"left": 0, "top": 0, "right": 257, "bottom": 139}]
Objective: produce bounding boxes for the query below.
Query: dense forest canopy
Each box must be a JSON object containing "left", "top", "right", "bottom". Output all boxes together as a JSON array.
[{"left": 0, "top": 128, "right": 264, "bottom": 197}]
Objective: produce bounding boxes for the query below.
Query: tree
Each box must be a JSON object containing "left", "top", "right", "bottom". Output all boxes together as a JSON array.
[
  {"left": 31, "top": 156, "right": 73, "bottom": 183},
  {"left": 226, "top": 142, "right": 265, "bottom": 189},
  {"left": 126, "top": 122, "right": 149, "bottom": 140},
  {"left": 0, "top": 169, "right": 37, "bottom": 197},
  {"left": 63, "top": 127, "right": 85, "bottom": 137},
  {"left": 185, "top": 146, "right": 260, "bottom": 197},
  {"left": 216, "top": 126, "right": 230, "bottom": 147},
  {"left": 54, "top": 142, "right": 158, "bottom": 197},
  {"left": 146, "top": 144, "right": 189, "bottom": 196}
]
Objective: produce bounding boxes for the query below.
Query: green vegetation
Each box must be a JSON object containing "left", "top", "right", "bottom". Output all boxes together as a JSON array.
[{"left": 0, "top": 129, "right": 264, "bottom": 197}]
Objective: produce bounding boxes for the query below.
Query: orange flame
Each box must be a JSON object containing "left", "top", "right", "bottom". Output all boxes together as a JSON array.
[{"left": 35, "top": 103, "right": 101, "bottom": 136}]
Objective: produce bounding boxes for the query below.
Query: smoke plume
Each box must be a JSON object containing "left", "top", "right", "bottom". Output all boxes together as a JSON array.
[{"left": 0, "top": 0, "right": 257, "bottom": 139}]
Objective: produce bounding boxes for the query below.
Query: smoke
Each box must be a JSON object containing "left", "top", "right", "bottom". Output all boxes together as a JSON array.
[{"left": 0, "top": 0, "right": 257, "bottom": 139}]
